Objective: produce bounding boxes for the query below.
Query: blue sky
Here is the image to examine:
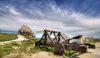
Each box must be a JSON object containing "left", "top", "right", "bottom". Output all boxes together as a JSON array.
[{"left": 0, "top": 0, "right": 100, "bottom": 38}]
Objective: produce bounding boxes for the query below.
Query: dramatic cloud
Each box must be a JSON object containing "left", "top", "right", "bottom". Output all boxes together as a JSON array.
[{"left": 0, "top": 0, "right": 100, "bottom": 38}]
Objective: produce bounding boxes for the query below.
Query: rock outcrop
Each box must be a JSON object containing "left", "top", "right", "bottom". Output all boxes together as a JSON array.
[{"left": 17, "top": 25, "right": 35, "bottom": 38}]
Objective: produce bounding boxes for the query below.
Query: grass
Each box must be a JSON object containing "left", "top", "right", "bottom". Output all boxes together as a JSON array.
[
  {"left": 63, "top": 50, "right": 80, "bottom": 57},
  {"left": 40, "top": 46, "right": 54, "bottom": 53},
  {"left": 0, "top": 45, "right": 14, "bottom": 58},
  {"left": 0, "top": 42, "right": 80, "bottom": 58},
  {"left": 21, "top": 39, "right": 36, "bottom": 46},
  {"left": 0, "top": 32, "right": 55, "bottom": 57},
  {"left": 0, "top": 33, "right": 17, "bottom": 42},
  {"left": 29, "top": 46, "right": 54, "bottom": 54},
  {"left": 0, "top": 33, "right": 81, "bottom": 58},
  {"left": 29, "top": 47, "right": 41, "bottom": 53},
  {"left": 4, "top": 39, "right": 36, "bottom": 58},
  {"left": 10, "top": 42, "right": 20, "bottom": 47}
]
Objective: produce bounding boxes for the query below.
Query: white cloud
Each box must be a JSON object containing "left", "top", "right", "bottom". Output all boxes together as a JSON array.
[
  {"left": 0, "top": 3, "right": 100, "bottom": 38},
  {"left": 80, "top": 18, "right": 100, "bottom": 28},
  {"left": 8, "top": 7, "right": 20, "bottom": 16}
]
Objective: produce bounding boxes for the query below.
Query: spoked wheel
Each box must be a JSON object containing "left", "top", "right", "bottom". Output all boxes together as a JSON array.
[{"left": 54, "top": 42, "right": 65, "bottom": 55}]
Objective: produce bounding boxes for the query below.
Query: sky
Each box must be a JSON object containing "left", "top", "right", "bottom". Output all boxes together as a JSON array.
[{"left": 0, "top": 0, "right": 100, "bottom": 38}]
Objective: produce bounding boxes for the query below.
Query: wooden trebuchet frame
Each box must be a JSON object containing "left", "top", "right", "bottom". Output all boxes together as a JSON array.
[
  {"left": 39, "top": 29, "right": 66, "bottom": 46},
  {"left": 35, "top": 29, "right": 95, "bottom": 55}
]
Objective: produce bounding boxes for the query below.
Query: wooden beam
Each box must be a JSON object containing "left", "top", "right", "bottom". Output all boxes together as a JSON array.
[
  {"left": 60, "top": 34, "right": 66, "bottom": 40},
  {"left": 53, "top": 32, "right": 58, "bottom": 41},
  {"left": 47, "top": 33, "right": 55, "bottom": 44},
  {"left": 57, "top": 32, "right": 61, "bottom": 42},
  {"left": 44, "top": 29, "right": 60, "bottom": 33}
]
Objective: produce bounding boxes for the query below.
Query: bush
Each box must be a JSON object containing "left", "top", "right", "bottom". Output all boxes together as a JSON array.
[{"left": 0, "top": 45, "right": 14, "bottom": 57}]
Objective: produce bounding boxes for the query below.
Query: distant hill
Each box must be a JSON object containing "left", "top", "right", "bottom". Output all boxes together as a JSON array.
[{"left": 0, "top": 29, "right": 17, "bottom": 34}]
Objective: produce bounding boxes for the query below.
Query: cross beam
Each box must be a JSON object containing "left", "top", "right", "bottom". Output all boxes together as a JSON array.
[{"left": 39, "top": 29, "right": 66, "bottom": 45}]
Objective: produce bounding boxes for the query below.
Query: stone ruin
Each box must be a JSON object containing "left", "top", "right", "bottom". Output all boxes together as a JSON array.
[{"left": 17, "top": 25, "right": 35, "bottom": 38}]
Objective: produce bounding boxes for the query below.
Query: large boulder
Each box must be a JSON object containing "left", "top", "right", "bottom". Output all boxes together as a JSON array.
[{"left": 17, "top": 25, "right": 35, "bottom": 38}]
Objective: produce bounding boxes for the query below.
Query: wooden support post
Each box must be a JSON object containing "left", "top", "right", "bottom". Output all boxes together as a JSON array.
[
  {"left": 53, "top": 32, "right": 57, "bottom": 41},
  {"left": 60, "top": 34, "right": 66, "bottom": 40},
  {"left": 57, "top": 32, "right": 61, "bottom": 42},
  {"left": 47, "top": 33, "right": 55, "bottom": 44}
]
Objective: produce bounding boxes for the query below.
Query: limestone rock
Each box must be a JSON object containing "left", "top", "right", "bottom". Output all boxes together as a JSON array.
[{"left": 17, "top": 25, "right": 35, "bottom": 38}]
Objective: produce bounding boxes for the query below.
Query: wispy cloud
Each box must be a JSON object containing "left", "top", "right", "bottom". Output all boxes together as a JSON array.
[
  {"left": 0, "top": 0, "right": 100, "bottom": 38},
  {"left": 8, "top": 7, "right": 20, "bottom": 15}
]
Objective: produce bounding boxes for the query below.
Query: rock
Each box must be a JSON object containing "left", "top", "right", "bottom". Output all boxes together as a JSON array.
[{"left": 17, "top": 25, "right": 35, "bottom": 38}]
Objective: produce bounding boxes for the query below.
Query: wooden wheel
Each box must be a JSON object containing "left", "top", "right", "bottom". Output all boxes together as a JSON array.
[{"left": 54, "top": 42, "right": 65, "bottom": 55}]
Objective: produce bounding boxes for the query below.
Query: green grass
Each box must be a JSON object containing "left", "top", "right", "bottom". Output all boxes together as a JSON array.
[
  {"left": 40, "top": 46, "right": 54, "bottom": 53},
  {"left": 29, "top": 47, "right": 41, "bottom": 53},
  {"left": 29, "top": 46, "right": 54, "bottom": 53},
  {"left": 0, "top": 34, "right": 81, "bottom": 58},
  {"left": 0, "top": 33, "right": 17, "bottom": 42},
  {"left": 0, "top": 35, "right": 55, "bottom": 57},
  {"left": 10, "top": 42, "right": 20, "bottom": 47},
  {"left": 63, "top": 50, "right": 80, "bottom": 57},
  {"left": 21, "top": 39, "right": 36, "bottom": 46},
  {"left": 0, "top": 45, "right": 14, "bottom": 58}
]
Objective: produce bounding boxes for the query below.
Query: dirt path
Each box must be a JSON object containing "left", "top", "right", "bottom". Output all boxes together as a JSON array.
[
  {"left": 0, "top": 35, "right": 28, "bottom": 45},
  {"left": 31, "top": 51, "right": 62, "bottom": 58},
  {"left": 3, "top": 51, "right": 63, "bottom": 58}
]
